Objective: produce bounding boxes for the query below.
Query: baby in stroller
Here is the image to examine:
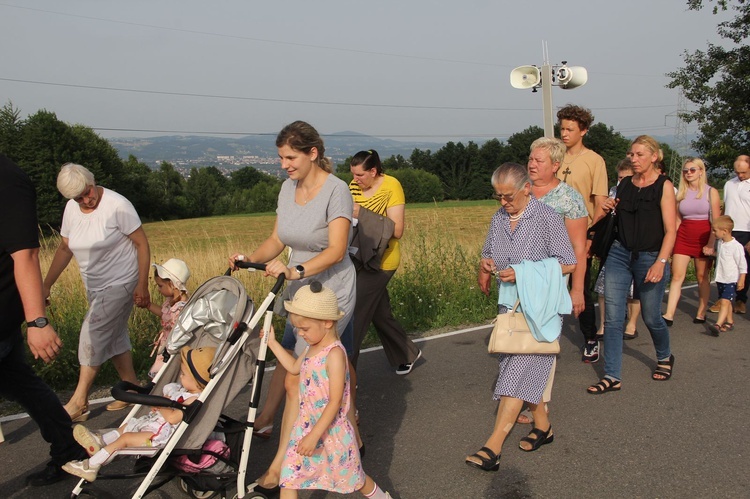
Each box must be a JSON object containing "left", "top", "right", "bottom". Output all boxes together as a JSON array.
[{"left": 62, "top": 346, "right": 216, "bottom": 482}]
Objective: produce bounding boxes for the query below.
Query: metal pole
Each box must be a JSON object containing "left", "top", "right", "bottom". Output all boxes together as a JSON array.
[{"left": 541, "top": 63, "right": 554, "bottom": 138}]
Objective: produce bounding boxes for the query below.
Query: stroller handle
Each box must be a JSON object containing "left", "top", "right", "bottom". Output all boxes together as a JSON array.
[{"left": 229, "top": 260, "right": 286, "bottom": 295}]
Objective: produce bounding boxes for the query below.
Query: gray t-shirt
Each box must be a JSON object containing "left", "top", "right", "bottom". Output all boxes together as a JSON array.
[{"left": 276, "top": 174, "right": 356, "bottom": 329}]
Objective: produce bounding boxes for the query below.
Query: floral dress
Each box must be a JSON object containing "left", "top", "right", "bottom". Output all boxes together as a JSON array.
[
  {"left": 148, "top": 299, "right": 187, "bottom": 377},
  {"left": 279, "top": 341, "right": 365, "bottom": 493}
]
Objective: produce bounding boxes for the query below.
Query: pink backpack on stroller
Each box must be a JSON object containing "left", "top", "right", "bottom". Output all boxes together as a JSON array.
[{"left": 172, "top": 439, "right": 230, "bottom": 473}]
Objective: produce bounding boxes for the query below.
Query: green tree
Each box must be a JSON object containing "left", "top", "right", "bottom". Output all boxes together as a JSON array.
[
  {"left": 0, "top": 101, "right": 24, "bottom": 158},
  {"left": 154, "top": 162, "right": 187, "bottom": 220},
  {"left": 231, "top": 166, "right": 272, "bottom": 190},
  {"left": 185, "top": 166, "right": 226, "bottom": 217},
  {"left": 667, "top": 0, "right": 750, "bottom": 171},
  {"left": 390, "top": 168, "right": 444, "bottom": 203}
]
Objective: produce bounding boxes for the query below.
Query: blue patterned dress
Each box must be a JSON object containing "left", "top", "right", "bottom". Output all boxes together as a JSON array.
[{"left": 481, "top": 196, "right": 576, "bottom": 403}]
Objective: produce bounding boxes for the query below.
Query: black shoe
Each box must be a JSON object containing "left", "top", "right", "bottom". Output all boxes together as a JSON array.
[
  {"left": 252, "top": 482, "right": 280, "bottom": 497},
  {"left": 25, "top": 462, "right": 69, "bottom": 487},
  {"left": 662, "top": 317, "right": 674, "bottom": 327}
]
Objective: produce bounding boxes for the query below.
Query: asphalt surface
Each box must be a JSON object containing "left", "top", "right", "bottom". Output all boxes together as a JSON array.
[{"left": 0, "top": 285, "right": 747, "bottom": 498}]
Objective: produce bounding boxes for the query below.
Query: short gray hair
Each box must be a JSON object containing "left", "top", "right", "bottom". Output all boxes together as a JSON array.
[
  {"left": 491, "top": 162, "right": 529, "bottom": 190},
  {"left": 530, "top": 137, "right": 566, "bottom": 165},
  {"left": 57, "top": 163, "right": 95, "bottom": 199}
]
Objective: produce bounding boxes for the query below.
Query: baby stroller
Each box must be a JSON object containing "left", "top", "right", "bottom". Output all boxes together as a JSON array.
[{"left": 69, "top": 262, "right": 283, "bottom": 499}]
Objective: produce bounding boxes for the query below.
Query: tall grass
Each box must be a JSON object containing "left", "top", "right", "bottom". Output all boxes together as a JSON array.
[{"left": 28, "top": 201, "right": 519, "bottom": 389}]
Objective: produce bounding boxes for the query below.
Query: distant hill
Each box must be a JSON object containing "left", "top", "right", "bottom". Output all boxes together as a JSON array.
[
  {"left": 108, "top": 131, "right": 693, "bottom": 175},
  {"left": 108, "top": 132, "right": 447, "bottom": 172}
]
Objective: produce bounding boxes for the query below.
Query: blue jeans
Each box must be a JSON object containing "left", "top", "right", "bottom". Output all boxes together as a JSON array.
[{"left": 603, "top": 240, "right": 671, "bottom": 381}]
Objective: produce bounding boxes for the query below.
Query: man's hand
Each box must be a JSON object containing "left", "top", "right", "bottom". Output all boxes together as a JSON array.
[{"left": 27, "top": 324, "right": 63, "bottom": 363}]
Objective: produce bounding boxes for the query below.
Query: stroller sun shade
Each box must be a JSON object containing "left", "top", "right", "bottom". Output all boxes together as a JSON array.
[{"left": 168, "top": 286, "right": 240, "bottom": 354}]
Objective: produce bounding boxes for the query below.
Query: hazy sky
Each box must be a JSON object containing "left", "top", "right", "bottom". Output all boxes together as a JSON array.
[{"left": 0, "top": 1, "right": 729, "bottom": 142}]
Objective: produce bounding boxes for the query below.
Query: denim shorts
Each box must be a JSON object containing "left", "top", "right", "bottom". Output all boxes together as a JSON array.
[{"left": 717, "top": 282, "right": 737, "bottom": 302}]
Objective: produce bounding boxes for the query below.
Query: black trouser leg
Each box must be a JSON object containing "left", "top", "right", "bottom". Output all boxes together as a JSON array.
[
  {"left": 578, "top": 258, "right": 598, "bottom": 343},
  {"left": 0, "top": 330, "right": 86, "bottom": 466}
]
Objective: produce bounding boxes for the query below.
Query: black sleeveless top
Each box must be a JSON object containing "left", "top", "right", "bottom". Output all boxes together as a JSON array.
[{"left": 615, "top": 175, "right": 669, "bottom": 253}]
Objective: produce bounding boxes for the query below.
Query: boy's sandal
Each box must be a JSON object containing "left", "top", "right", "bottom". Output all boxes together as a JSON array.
[
  {"left": 707, "top": 323, "right": 722, "bottom": 336},
  {"left": 519, "top": 426, "right": 554, "bottom": 452},
  {"left": 587, "top": 378, "right": 621, "bottom": 395},
  {"left": 465, "top": 446, "right": 501, "bottom": 472},
  {"left": 652, "top": 354, "right": 675, "bottom": 381}
]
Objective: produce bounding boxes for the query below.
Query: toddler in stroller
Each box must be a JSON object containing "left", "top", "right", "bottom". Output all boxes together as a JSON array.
[{"left": 63, "top": 346, "right": 215, "bottom": 482}]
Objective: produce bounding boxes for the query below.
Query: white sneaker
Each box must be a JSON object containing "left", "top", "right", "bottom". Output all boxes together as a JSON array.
[
  {"left": 62, "top": 459, "right": 100, "bottom": 482},
  {"left": 73, "top": 424, "right": 104, "bottom": 457},
  {"left": 396, "top": 350, "right": 422, "bottom": 375}
]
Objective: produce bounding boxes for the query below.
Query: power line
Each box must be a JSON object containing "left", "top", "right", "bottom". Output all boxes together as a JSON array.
[{"left": 0, "top": 77, "right": 677, "bottom": 112}]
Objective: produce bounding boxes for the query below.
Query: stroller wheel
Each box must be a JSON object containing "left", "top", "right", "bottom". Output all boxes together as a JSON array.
[{"left": 179, "top": 477, "right": 218, "bottom": 499}]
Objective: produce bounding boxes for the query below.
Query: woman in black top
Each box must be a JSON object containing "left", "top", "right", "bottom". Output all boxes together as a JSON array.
[{"left": 588, "top": 136, "right": 677, "bottom": 394}]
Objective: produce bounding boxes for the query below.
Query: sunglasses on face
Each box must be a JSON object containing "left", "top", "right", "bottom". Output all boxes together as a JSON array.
[
  {"left": 683, "top": 167, "right": 699, "bottom": 174},
  {"left": 492, "top": 190, "right": 519, "bottom": 202}
]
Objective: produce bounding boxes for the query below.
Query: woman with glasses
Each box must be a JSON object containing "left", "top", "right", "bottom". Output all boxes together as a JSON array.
[
  {"left": 43, "top": 163, "right": 151, "bottom": 422},
  {"left": 588, "top": 135, "right": 677, "bottom": 395},
  {"left": 662, "top": 158, "right": 720, "bottom": 324},
  {"left": 469, "top": 163, "right": 576, "bottom": 472}
]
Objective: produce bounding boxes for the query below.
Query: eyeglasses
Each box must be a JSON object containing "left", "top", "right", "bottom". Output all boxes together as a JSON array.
[
  {"left": 492, "top": 190, "right": 519, "bottom": 202},
  {"left": 682, "top": 167, "right": 698, "bottom": 174}
]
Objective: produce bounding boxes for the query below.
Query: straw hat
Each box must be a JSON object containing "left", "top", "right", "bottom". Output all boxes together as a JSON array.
[
  {"left": 153, "top": 258, "right": 191, "bottom": 292},
  {"left": 284, "top": 281, "right": 345, "bottom": 321},
  {"left": 180, "top": 346, "right": 216, "bottom": 389}
]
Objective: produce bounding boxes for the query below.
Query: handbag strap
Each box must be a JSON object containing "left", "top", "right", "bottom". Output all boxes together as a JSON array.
[{"left": 511, "top": 300, "right": 521, "bottom": 313}]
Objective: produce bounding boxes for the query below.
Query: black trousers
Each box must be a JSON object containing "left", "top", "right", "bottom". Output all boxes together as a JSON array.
[
  {"left": 351, "top": 269, "right": 420, "bottom": 368},
  {"left": 578, "top": 258, "right": 598, "bottom": 342},
  {"left": 0, "top": 329, "right": 85, "bottom": 466},
  {"left": 732, "top": 231, "right": 750, "bottom": 304}
]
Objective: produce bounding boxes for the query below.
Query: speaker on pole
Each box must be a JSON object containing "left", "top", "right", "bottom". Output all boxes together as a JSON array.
[
  {"left": 510, "top": 66, "right": 541, "bottom": 89},
  {"left": 556, "top": 65, "right": 587, "bottom": 89}
]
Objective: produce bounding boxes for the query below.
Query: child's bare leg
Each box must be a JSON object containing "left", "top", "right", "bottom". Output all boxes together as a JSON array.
[
  {"left": 597, "top": 295, "right": 605, "bottom": 336},
  {"left": 280, "top": 489, "right": 297, "bottom": 499},
  {"left": 103, "top": 431, "right": 152, "bottom": 454},
  {"left": 726, "top": 300, "right": 734, "bottom": 324},
  {"left": 717, "top": 298, "right": 731, "bottom": 326}
]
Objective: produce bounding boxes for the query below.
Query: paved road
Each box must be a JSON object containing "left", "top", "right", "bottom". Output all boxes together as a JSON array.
[{"left": 1, "top": 286, "right": 747, "bottom": 498}]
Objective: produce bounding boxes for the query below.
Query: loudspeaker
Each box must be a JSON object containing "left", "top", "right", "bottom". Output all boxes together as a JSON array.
[
  {"left": 510, "top": 66, "right": 541, "bottom": 89},
  {"left": 556, "top": 65, "right": 587, "bottom": 89}
]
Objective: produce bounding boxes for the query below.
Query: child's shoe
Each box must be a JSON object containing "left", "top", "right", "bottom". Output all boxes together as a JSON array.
[
  {"left": 73, "top": 424, "right": 104, "bottom": 457},
  {"left": 62, "top": 459, "right": 100, "bottom": 482}
]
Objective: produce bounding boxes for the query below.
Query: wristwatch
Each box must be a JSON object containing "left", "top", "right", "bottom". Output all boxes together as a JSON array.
[
  {"left": 658, "top": 258, "right": 668, "bottom": 264},
  {"left": 294, "top": 265, "right": 306, "bottom": 279},
  {"left": 26, "top": 317, "right": 49, "bottom": 328}
]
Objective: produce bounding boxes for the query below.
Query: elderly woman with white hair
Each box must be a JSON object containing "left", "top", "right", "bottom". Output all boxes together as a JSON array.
[{"left": 43, "top": 163, "right": 150, "bottom": 422}]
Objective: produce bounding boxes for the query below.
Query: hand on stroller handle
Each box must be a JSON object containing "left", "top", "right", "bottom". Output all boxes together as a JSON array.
[{"left": 227, "top": 259, "right": 286, "bottom": 295}]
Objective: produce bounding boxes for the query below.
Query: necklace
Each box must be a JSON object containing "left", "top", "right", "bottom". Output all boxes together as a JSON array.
[
  {"left": 508, "top": 210, "right": 524, "bottom": 222},
  {"left": 298, "top": 176, "right": 326, "bottom": 204},
  {"left": 563, "top": 148, "right": 587, "bottom": 165}
]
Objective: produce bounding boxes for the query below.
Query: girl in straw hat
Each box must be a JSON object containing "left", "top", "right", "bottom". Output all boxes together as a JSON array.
[{"left": 262, "top": 281, "right": 392, "bottom": 499}]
